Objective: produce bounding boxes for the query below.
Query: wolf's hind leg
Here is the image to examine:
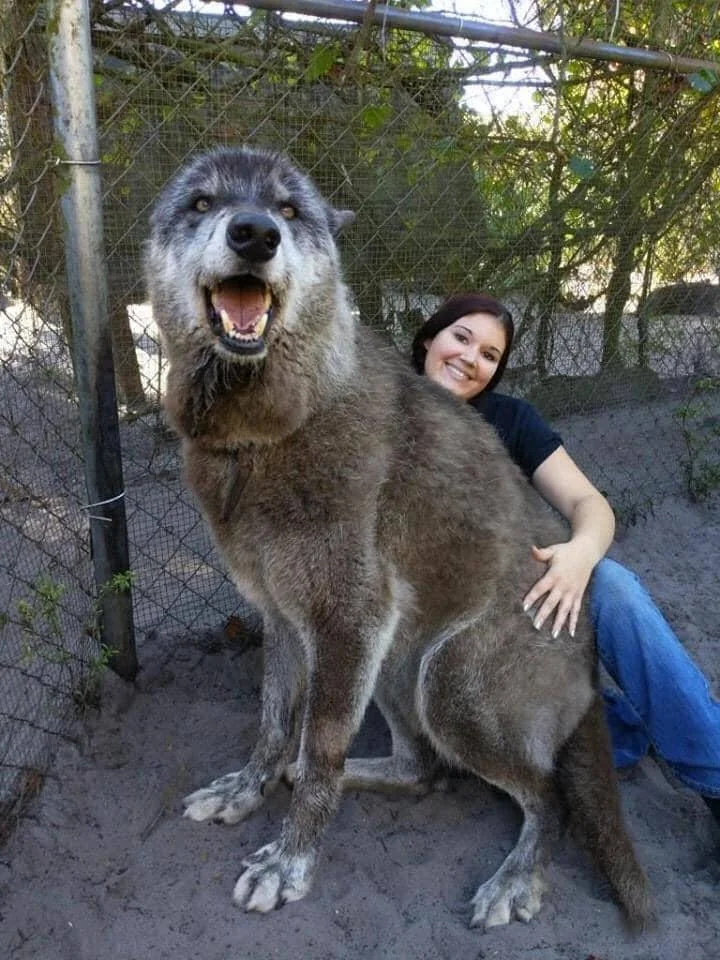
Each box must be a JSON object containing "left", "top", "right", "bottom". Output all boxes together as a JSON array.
[
  {"left": 283, "top": 756, "right": 431, "bottom": 794},
  {"left": 468, "top": 778, "right": 558, "bottom": 929},
  {"left": 417, "top": 632, "right": 565, "bottom": 929},
  {"left": 184, "top": 614, "right": 305, "bottom": 824},
  {"left": 339, "top": 756, "right": 432, "bottom": 794},
  {"left": 285, "top": 684, "right": 437, "bottom": 795},
  {"left": 284, "top": 752, "right": 435, "bottom": 795},
  {"left": 341, "top": 684, "right": 438, "bottom": 793}
]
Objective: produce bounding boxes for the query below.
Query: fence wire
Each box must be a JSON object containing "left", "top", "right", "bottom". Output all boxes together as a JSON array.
[
  {"left": 0, "top": 0, "right": 98, "bottom": 838},
  {"left": 1, "top": 0, "right": 720, "bottom": 840}
]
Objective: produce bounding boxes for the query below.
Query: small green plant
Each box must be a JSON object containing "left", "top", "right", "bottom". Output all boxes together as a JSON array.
[
  {"left": 87, "top": 569, "right": 136, "bottom": 639},
  {"left": 16, "top": 598, "right": 36, "bottom": 632},
  {"left": 74, "top": 642, "right": 117, "bottom": 711},
  {"left": 35, "top": 576, "right": 65, "bottom": 636},
  {"left": 74, "top": 569, "right": 134, "bottom": 710},
  {"left": 13, "top": 577, "right": 69, "bottom": 667},
  {"left": 674, "top": 378, "right": 720, "bottom": 502},
  {"left": 104, "top": 569, "right": 136, "bottom": 595}
]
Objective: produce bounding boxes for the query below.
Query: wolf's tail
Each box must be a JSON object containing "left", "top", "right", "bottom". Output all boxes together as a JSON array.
[{"left": 555, "top": 694, "right": 655, "bottom": 930}]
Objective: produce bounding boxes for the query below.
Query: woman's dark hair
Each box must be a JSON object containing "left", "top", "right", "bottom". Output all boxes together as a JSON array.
[{"left": 410, "top": 293, "right": 514, "bottom": 393}]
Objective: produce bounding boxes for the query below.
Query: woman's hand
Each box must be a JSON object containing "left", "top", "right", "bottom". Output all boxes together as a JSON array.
[
  {"left": 523, "top": 540, "right": 597, "bottom": 638},
  {"left": 526, "top": 447, "right": 616, "bottom": 637}
]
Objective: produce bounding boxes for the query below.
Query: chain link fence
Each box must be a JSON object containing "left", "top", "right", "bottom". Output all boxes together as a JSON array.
[
  {"left": 1, "top": 0, "right": 98, "bottom": 839},
  {"left": 1, "top": 0, "right": 720, "bottom": 840}
]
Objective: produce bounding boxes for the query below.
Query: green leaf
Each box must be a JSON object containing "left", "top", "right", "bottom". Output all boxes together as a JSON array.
[
  {"left": 568, "top": 155, "right": 595, "bottom": 179},
  {"left": 435, "top": 136, "right": 456, "bottom": 154},
  {"left": 688, "top": 70, "right": 718, "bottom": 93},
  {"left": 359, "top": 103, "right": 393, "bottom": 131},
  {"left": 304, "top": 44, "right": 340, "bottom": 82}
]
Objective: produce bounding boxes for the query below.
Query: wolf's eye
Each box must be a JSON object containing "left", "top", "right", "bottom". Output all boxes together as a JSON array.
[
  {"left": 194, "top": 196, "right": 212, "bottom": 213},
  {"left": 280, "top": 204, "right": 297, "bottom": 220}
]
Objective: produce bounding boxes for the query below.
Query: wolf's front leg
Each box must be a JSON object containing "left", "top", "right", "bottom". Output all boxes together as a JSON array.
[
  {"left": 233, "top": 602, "right": 397, "bottom": 912},
  {"left": 183, "top": 614, "right": 305, "bottom": 824},
  {"left": 231, "top": 751, "right": 341, "bottom": 911},
  {"left": 285, "top": 680, "right": 438, "bottom": 795}
]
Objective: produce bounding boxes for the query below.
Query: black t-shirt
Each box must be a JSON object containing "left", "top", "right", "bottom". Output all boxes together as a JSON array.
[{"left": 469, "top": 391, "right": 563, "bottom": 480}]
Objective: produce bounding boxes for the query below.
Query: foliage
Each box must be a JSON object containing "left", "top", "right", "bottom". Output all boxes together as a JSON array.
[
  {"left": 465, "top": 0, "right": 720, "bottom": 367},
  {"left": 13, "top": 576, "right": 71, "bottom": 668},
  {"left": 103, "top": 569, "right": 136, "bottom": 596},
  {"left": 674, "top": 377, "right": 720, "bottom": 502},
  {"left": 0, "top": 568, "right": 133, "bottom": 711},
  {"left": 4, "top": 0, "right": 720, "bottom": 371}
]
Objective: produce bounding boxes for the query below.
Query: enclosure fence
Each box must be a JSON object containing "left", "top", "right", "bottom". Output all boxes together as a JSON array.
[{"left": 1, "top": 0, "right": 720, "bottom": 840}]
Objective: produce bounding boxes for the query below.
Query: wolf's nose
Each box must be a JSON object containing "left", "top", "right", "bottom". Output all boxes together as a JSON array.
[{"left": 226, "top": 213, "right": 281, "bottom": 262}]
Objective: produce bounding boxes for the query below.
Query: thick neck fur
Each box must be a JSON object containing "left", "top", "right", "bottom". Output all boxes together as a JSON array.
[{"left": 162, "top": 277, "right": 358, "bottom": 450}]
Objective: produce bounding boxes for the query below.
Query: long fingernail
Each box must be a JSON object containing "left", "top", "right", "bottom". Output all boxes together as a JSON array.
[
  {"left": 552, "top": 628, "right": 559, "bottom": 639},
  {"left": 523, "top": 602, "right": 530, "bottom": 612}
]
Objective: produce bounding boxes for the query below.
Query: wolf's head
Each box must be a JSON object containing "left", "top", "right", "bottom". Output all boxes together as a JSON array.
[{"left": 146, "top": 147, "right": 354, "bottom": 364}]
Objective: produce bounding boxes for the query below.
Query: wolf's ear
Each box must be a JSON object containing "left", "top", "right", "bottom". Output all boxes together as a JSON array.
[{"left": 328, "top": 208, "right": 355, "bottom": 236}]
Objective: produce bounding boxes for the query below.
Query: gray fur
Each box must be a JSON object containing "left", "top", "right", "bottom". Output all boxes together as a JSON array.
[{"left": 146, "top": 146, "right": 653, "bottom": 930}]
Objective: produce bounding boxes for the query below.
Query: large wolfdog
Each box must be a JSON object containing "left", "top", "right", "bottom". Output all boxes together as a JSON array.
[{"left": 146, "top": 146, "right": 652, "bottom": 930}]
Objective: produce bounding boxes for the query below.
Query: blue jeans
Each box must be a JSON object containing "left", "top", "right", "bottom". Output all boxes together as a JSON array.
[{"left": 591, "top": 558, "right": 720, "bottom": 799}]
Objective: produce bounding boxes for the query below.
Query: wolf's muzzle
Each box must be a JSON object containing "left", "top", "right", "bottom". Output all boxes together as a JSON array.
[{"left": 226, "top": 213, "right": 281, "bottom": 263}]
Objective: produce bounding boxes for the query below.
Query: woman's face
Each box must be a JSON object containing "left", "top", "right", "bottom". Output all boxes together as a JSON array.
[{"left": 423, "top": 311, "right": 507, "bottom": 401}]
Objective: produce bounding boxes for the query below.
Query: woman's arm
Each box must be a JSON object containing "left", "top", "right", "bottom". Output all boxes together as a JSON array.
[{"left": 523, "top": 445, "right": 615, "bottom": 638}]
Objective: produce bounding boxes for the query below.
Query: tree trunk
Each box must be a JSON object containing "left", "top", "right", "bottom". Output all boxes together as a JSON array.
[
  {"left": 535, "top": 155, "right": 565, "bottom": 378},
  {"left": 2, "top": 0, "right": 68, "bottom": 331},
  {"left": 109, "top": 304, "right": 148, "bottom": 410},
  {"left": 1, "top": 0, "right": 147, "bottom": 409},
  {"left": 636, "top": 247, "right": 654, "bottom": 369},
  {"left": 602, "top": 227, "right": 638, "bottom": 369}
]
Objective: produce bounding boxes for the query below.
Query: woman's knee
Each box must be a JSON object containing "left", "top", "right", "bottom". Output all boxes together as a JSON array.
[
  {"left": 588, "top": 558, "right": 647, "bottom": 647},
  {"left": 590, "top": 559, "right": 639, "bottom": 611}
]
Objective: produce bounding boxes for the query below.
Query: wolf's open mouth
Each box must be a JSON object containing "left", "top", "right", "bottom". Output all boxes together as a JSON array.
[{"left": 205, "top": 276, "right": 273, "bottom": 355}]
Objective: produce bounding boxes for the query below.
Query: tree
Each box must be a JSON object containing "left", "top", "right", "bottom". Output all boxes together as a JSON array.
[{"left": 1, "top": 0, "right": 148, "bottom": 408}]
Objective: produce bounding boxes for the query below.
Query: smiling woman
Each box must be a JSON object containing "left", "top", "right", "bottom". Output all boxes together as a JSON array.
[
  {"left": 411, "top": 293, "right": 514, "bottom": 397},
  {"left": 423, "top": 311, "right": 506, "bottom": 400}
]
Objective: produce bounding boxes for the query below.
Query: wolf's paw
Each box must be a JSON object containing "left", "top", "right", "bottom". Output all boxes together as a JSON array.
[
  {"left": 182, "top": 771, "right": 265, "bottom": 824},
  {"left": 469, "top": 868, "right": 546, "bottom": 929},
  {"left": 232, "top": 840, "right": 316, "bottom": 912}
]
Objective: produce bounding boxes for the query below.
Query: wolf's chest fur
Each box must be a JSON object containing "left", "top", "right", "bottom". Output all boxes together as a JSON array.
[{"left": 179, "top": 405, "right": 387, "bottom": 613}]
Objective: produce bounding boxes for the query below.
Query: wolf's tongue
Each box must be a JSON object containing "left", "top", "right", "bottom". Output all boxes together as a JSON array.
[{"left": 212, "top": 283, "right": 268, "bottom": 333}]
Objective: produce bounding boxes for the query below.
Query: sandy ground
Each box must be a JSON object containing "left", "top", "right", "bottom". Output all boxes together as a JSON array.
[{"left": 1, "top": 386, "right": 719, "bottom": 958}]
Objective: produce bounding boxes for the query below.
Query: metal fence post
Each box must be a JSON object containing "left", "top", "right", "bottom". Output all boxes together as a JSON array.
[{"left": 47, "top": 0, "right": 137, "bottom": 680}]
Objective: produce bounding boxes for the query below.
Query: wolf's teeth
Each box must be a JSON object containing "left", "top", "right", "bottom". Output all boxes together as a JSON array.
[
  {"left": 221, "top": 312, "right": 269, "bottom": 341},
  {"left": 220, "top": 308, "right": 233, "bottom": 334},
  {"left": 219, "top": 310, "right": 269, "bottom": 342}
]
